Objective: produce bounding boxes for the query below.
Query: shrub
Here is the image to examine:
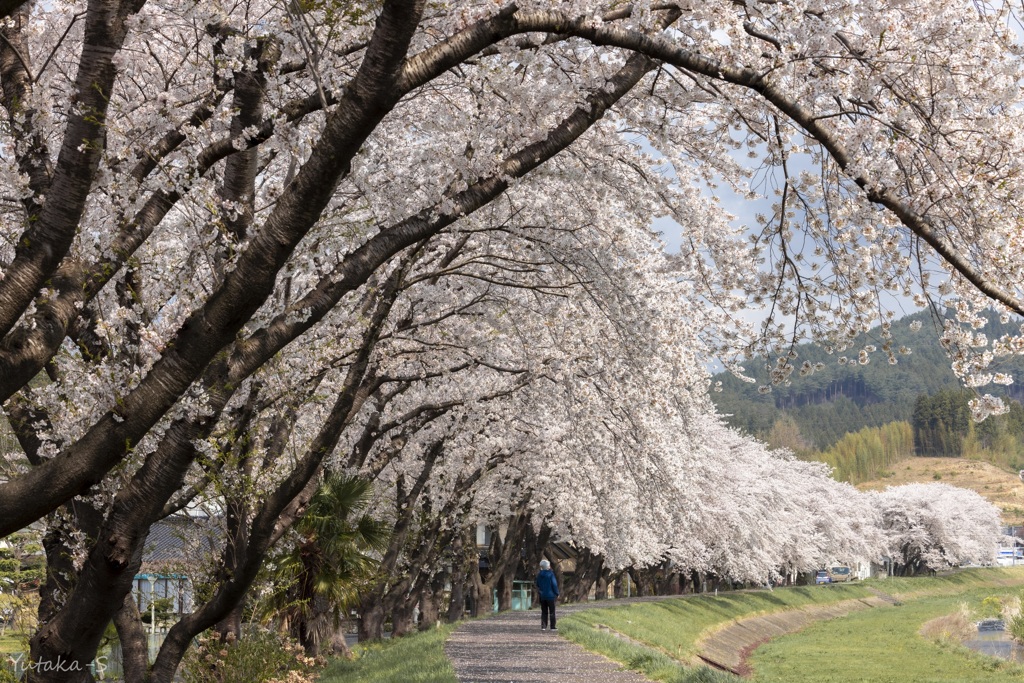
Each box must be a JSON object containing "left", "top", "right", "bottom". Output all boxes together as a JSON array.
[
  {"left": 182, "top": 630, "right": 321, "bottom": 683},
  {"left": 980, "top": 596, "right": 1003, "bottom": 619},
  {"left": 1009, "top": 612, "right": 1024, "bottom": 644},
  {"left": 1005, "top": 594, "right": 1024, "bottom": 643}
]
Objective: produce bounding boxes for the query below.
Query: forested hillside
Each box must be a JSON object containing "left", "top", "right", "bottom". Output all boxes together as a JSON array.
[
  {"left": 815, "top": 422, "right": 915, "bottom": 484},
  {"left": 711, "top": 310, "right": 1024, "bottom": 451}
]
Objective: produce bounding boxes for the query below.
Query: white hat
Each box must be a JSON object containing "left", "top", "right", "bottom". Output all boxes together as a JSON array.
[{"left": 540, "top": 559, "right": 550, "bottom": 569}]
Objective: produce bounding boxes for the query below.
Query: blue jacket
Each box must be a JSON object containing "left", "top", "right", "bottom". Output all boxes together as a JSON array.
[{"left": 535, "top": 569, "right": 559, "bottom": 601}]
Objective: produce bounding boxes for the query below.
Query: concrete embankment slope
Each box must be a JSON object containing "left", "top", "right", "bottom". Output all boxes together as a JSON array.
[{"left": 695, "top": 596, "right": 890, "bottom": 675}]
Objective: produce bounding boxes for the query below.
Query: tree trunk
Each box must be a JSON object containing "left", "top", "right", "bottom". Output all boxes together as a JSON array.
[
  {"left": 419, "top": 572, "right": 445, "bottom": 630},
  {"left": 27, "top": 532, "right": 143, "bottom": 683},
  {"left": 446, "top": 554, "right": 467, "bottom": 623},
  {"left": 562, "top": 549, "right": 603, "bottom": 603},
  {"left": 358, "top": 600, "right": 386, "bottom": 642},
  {"left": 468, "top": 569, "right": 486, "bottom": 618},
  {"left": 552, "top": 558, "right": 565, "bottom": 602},
  {"left": 215, "top": 602, "right": 244, "bottom": 644},
  {"left": 390, "top": 595, "right": 417, "bottom": 637},
  {"left": 216, "top": 488, "right": 251, "bottom": 645},
  {"left": 594, "top": 567, "right": 610, "bottom": 600},
  {"left": 329, "top": 624, "right": 352, "bottom": 658},
  {"left": 657, "top": 568, "right": 680, "bottom": 596},
  {"left": 627, "top": 567, "right": 651, "bottom": 597},
  {"left": 496, "top": 571, "right": 514, "bottom": 612},
  {"left": 112, "top": 592, "right": 148, "bottom": 683},
  {"left": 294, "top": 609, "right": 319, "bottom": 658}
]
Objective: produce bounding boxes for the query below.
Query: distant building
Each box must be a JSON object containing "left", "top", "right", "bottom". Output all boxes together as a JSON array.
[
  {"left": 996, "top": 526, "right": 1024, "bottom": 567},
  {"left": 132, "top": 515, "right": 219, "bottom": 620}
]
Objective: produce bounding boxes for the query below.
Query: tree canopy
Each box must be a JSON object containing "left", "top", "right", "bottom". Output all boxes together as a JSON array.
[{"left": 0, "top": 2, "right": 1021, "bottom": 680}]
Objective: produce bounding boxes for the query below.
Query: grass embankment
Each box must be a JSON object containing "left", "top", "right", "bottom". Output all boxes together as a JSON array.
[
  {"left": 555, "top": 619, "right": 737, "bottom": 683},
  {"left": 557, "top": 584, "right": 872, "bottom": 683},
  {"left": 751, "top": 587, "right": 1024, "bottom": 683},
  {"left": 876, "top": 566, "right": 1024, "bottom": 600},
  {"left": 319, "top": 624, "right": 458, "bottom": 683},
  {"left": 559, "top": 567, "right": 1024, "bottom": 683},
  {"left": 561, "top": 583, "right": 871, "bottom": 663},
  {"left": 0, "top": 633, "right": 26, "bottom": 654},
  {"left": 316, "top": 567, "right": 1024, "bottom": 683}
]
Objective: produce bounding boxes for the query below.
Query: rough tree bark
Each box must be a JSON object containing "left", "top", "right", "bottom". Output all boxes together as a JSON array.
[
  {"left": 418, "top": 571, "right": 446, "bottom": 631},
  {"left": 112, "top": 594, "right": 149, "bottom": 683},
  {"left": 561, "top": 548, "right": 604, "bottom": 603},
  {"left": 594, "top": 567, "right": 611, "bottom": 600},
  {"left": 445, "top": 528, "right": 473, "bottom": 623}
]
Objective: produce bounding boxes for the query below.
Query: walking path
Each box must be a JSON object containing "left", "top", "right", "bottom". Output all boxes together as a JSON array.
[
  {"left": 445, "top": 602, "right": 660, "bottom": 683},
  {"left": 446, "top": 590, "right": 900, "bottom": 682}
]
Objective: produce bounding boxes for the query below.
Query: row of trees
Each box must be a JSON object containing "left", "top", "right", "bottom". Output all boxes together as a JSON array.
[
  {"left": 874, "top": 483, "right": 1001, "bottom": 577},
  {"left": 761, "top": 391, "right": 1024, "bottom": 485},
  {"left": 913, "top": 391, "right": 1024, "bottom": 464},
  {"left": 0, "top": 1, "right": 1022, "bottom": 680},
  {"left": 236, "top": 420, "right": 999, "bottom": 653}
]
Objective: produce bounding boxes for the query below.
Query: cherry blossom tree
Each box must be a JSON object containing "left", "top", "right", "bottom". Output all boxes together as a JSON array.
[
  {"left": 872, "top": 482, "right": 1000, "bottom": 575},
  {"left": 0, "top": 1, "right": 1022, "bottom": 680}
]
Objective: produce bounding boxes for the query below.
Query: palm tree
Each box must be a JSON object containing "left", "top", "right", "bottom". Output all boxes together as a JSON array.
[{"left": 269, "top": 473, "right": 388, "bottom": 657}]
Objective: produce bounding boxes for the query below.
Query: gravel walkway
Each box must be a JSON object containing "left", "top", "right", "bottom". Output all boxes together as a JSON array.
[{"left": 445, "top": 604, "right": 658, "bottom": 683}]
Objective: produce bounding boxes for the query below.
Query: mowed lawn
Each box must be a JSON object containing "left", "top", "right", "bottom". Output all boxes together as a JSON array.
[
  {"left": 750, "top": 589, "right": 1024, "bottom": 683},
  {"left": 319, "top": 624, "right": 458, "bottom": 683},
  {"left": 314, "top": 567, "right": 1024, "bottom": 683},
  {"left": 0, "top": 633, "right": 24, "bottom": 654},
  {"left": 561, "top": 583, "right": 872, "bottom": 662},
  {"left": 559, "top": 568, "right": 1024, "bottom": 683}
]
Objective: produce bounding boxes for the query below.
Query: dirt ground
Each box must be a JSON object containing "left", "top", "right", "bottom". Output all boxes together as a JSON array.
[{"left": 857, "top": 457, "right": 1024, "bottom": 526}]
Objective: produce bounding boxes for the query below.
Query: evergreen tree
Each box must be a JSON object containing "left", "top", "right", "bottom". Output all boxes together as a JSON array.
[{"left": 267, "top": 474, "right": 388, "bottom": 657}]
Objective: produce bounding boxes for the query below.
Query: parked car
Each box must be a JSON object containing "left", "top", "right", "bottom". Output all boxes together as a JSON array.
[
  {"left": 827, "top": 565, "right": 853, "bottom": 583},
  {"left": 814, "top": 570, "right": 830, "bottom": 584}
]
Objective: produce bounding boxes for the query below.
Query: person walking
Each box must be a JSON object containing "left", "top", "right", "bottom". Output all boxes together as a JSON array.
[{"left": 535, "top": 559, "right": 559, "bottom": 630}]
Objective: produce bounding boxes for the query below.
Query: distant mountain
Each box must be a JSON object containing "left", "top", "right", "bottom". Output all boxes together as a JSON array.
[{"left": 710, "top": 309, "right": 1024, "bottom": 450}]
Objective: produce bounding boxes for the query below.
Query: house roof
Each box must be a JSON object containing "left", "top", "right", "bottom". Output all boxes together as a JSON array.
[{"left": 141, "top": 515, "right": 220, "bottom": 571}]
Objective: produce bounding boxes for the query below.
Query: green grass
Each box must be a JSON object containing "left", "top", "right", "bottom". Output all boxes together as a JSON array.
[
  {"left": 560, "top": 583, "right": 872, "bottom": 662},
  {"left": 319, "top": 624, "right": 458, "bottom": 683},
  {"left": 870, "top": 566, "right": 1024, "bottom": 599},
  {"left": 557, "top": 569, "right": 1024, "bottom": 683},
  {"left": 0, "top": 633, "right": 27, "bottom": 655},
  {"left": 318, "top": 568, "right": 1024, "bottom": 683},
  {"left": 556, "top": 618, "right": 738, "bottom": 683},
  {"left": 750, "top": 587, "right": 1024, "bottom": 683}
]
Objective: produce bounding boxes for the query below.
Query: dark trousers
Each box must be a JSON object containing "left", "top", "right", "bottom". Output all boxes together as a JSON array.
[{"left": 540, "top": 598, "right": 556, "bottom": 628}]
